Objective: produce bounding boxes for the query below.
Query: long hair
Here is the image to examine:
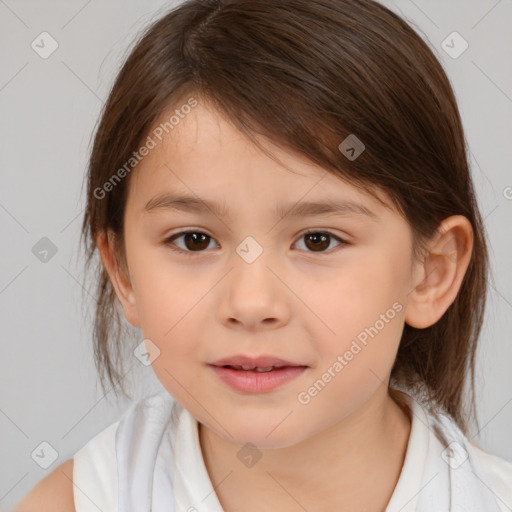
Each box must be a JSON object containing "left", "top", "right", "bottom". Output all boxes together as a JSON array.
[{"left": 80, "top": 0, "right": 489, "bottom": 436}]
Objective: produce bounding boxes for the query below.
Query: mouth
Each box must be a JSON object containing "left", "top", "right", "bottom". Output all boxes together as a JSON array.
[
  {"left": 209, "top": 355, "right": 307, "bottom": 370},
  {"left": 208, "top": 355, "right": 309, "bottom": 393},
  {"left": 221, "top": 363, "right": 298, "bottom": 371}
]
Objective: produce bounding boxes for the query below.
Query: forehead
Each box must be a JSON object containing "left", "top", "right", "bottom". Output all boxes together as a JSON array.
[{"left": 127, "top": 100, "right": 394, "bottom": 218}]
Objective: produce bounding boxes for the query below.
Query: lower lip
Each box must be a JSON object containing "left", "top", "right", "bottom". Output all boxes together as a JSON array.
[{"left": 209, "top": 365, "right": 307, "bottom": 393}]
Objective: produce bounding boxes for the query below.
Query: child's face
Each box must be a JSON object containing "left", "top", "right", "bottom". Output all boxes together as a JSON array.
[{"left": 115, "top": 99, "right": 418, "bottom": 449}]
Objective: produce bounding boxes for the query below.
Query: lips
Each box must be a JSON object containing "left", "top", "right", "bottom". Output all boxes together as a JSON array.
[
  {"left": 209, "top": 354, "right": 306, "bottom": 371},
  {"left": 209, "top": 356, "right": 308, "bottom": 393},
  {"left": 226, "top": 365, "right": 278, "bottom": 372}
]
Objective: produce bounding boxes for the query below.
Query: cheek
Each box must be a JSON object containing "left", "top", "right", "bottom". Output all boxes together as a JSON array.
[
  {"left": 149, "top": 331, "right": 204, "bottom": 406},
  {"left": 302, "top": 257, "right": 406, "bottom": 377},
  {"left": 305, "top": 257, "right": 404, "bottom": 333},
  {"left": 128, "top": 261, "right": 206, "bottom": 380},
  {"left": 128, "top": 247, "right": 198, "bottom": 333}
]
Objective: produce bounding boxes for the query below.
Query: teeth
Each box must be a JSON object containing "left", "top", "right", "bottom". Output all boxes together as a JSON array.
[{"left": 230, "top": 365, "right": 276, "bottom": 372}]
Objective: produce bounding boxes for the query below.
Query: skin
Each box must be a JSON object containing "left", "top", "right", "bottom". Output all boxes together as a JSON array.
[
  {"left": 14, "top": 459, "right": 74, "bottom": 512},
  {"left": 97, "top": 97, "right": 473, "bottom": 511}
]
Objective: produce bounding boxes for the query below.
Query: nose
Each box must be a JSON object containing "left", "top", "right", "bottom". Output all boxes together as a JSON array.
[{"left": 218, "top": 253, "right": 291, "bottom": 331}]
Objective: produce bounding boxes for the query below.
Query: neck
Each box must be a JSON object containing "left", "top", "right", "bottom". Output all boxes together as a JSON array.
[{"left": 198, "top": 386, "right": 412, "bottom": 512}]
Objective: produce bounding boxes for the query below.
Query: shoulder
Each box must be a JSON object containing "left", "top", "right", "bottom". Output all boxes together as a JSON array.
[
  {"left": 14, "top": 420, "right": 120, "bottom": 512},
  {"left": 471, "top": 443, "right": 512, "bottom": 508},
  {"left": 72, "top": 419, "right": 120, "bottom": 511},
  {"left": 73, "top": 390, "right": 178, "bottom": 511},
  {"left": 406, "top": 393, "right": 512, "bottom": 510},
  {"left": 14, "top": 459, "right": 75, "bottom": 512},
  {"left": 15, "top": 391, "right": 179, "bottom": 512}
]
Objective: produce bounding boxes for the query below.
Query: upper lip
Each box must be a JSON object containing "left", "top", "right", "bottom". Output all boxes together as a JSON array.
[{"left": 210, "top": 355, "right": 307, "bottom": 368}]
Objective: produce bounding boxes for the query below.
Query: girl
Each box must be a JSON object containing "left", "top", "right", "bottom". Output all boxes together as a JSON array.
[{"left": 16, "top": 0, "right": 512, "bottom": 511}]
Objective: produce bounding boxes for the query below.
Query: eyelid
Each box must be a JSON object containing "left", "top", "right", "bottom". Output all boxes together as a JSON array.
[
  {"left": 295, "top": 229, "right": 348, "bottom": 253},
  {"left": 163, "top": 228, "right": 218, "bottom": 257},
  {"left": 162, "top": 227, "right": 349, "bottom": 256}
]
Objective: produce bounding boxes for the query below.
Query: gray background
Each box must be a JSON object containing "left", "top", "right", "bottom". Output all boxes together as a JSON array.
[{"left": 0, "top": 0, "right": 511, "bottom": 509}]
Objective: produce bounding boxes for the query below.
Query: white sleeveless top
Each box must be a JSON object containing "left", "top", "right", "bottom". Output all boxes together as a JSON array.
[{"left": 72, "top": 390, "right": 512, "bottom": 512}]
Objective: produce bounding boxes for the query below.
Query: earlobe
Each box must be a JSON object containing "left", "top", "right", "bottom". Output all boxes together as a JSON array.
[
  {"left": 404, "top": 215, "right": 473, "bottom": 329},
  {"left": 96, "top": 230, "right": 141, "bottom": 327}
]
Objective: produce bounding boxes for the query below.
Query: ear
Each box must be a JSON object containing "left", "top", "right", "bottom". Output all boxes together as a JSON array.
[
  {"left": 404, "top": 215, "right": 473, "bottom": 329},
  {"left": 96, "top": 230, "right": 141, "bottom": 328}
]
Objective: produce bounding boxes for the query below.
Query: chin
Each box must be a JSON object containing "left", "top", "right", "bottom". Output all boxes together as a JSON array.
[{"left": 220, "top": 419, "right": 312, "bottom": 451}]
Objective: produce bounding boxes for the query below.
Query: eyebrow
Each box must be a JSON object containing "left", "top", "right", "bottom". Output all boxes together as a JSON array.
[{"left": 143, "top": 193, "right": 378, "bottom": 221}]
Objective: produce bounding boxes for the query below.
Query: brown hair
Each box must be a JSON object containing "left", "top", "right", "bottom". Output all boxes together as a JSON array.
[{"left": 80, "top": 0, "right": 489, "bottom": 436}]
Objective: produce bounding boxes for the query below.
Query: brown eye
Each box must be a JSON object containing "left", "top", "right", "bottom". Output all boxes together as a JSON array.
[
  {"left": 182, "top": 232, "right": 211, "bottom": 251},
  {"left": 164, "top": 231, "right": 217, "bottom": 255},
  {"left": 164, "top": 229, "right": 347, "bottom": 257},
  {"left": 305, "top": 233, "right": 329, "bottom": 252},
  {"left": 295, "top": 231, "right": 346, "bottom": 253}
]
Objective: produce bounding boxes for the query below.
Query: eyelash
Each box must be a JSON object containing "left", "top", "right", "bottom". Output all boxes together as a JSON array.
[{"left": 162, "top": 229, "right": 348, "bottom": 257}]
